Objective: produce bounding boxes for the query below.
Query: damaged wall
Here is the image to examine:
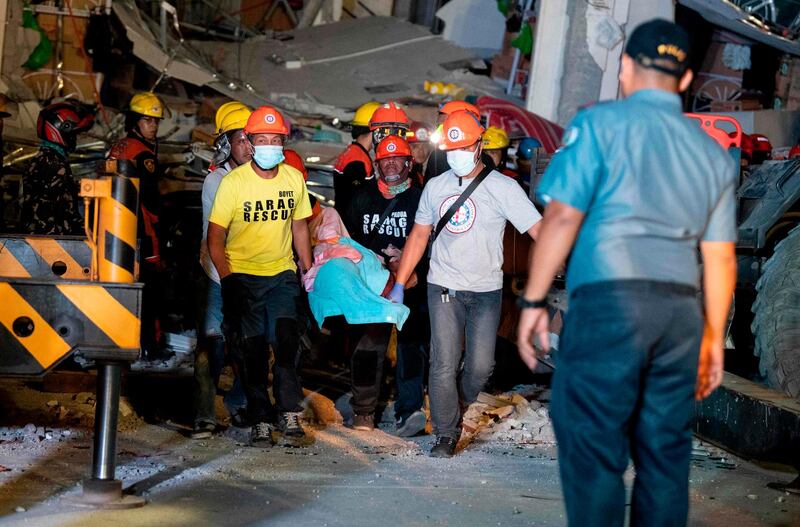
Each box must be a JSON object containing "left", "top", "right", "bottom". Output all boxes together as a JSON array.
[{"left": 528, "top": 0, "right": 674, "bottom": 126}]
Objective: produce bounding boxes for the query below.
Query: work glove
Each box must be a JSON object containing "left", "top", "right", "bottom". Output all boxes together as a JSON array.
[{"left": 386, "top": 283, "right": 405, "bottom": 304}]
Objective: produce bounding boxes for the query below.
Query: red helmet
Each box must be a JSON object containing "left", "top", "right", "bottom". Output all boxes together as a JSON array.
[
  {"left": 407, "top": 121, "right": 432, "bottom": 144},
  {"left": 738, "top": 132, "right": 772, "bottom": 163},
  {"left": 789, "top": 144, "right": 800, "bottom": 159},
  {"left": 369, "top": 101, "right": 410, "bottom": 131},
  {"left": 375, "top": 135, "right": 412, "bottom": 160},
  {"left": 36, "top": 101, "right": 95, "bottom": 151}
]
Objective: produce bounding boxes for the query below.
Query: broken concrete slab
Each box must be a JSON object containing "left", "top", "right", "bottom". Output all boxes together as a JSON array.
[{"left": 191, "top": 16, "right": 512, "bottom": 112}]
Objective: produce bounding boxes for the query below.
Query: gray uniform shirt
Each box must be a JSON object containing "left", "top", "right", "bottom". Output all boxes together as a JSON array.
[
  {"left": 537, "top": 89, "right": 738, "bottom": 290},
  {"left": 416, "top": 169, "right": 542, "bottom": 292},
  {"left": 199, "top": 162, "right": 232, "bottom": 283}
]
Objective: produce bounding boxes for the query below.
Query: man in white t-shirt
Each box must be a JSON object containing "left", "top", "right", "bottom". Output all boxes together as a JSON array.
[
  {"left": 392, "top": 110, "right": 542, "bottom": 457},
  {"left": 192, "top": 102, "right": 253, "bottom": 439}
]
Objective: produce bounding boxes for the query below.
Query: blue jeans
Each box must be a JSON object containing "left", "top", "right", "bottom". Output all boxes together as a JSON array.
[
  {"left": 427, "top": 284, "right": 502, "bottom": 439},
  {"left": 552, "top": 280, "right": 703, "bottom": 527},
  {"left": 201, "top": 276, "right": 224, "bottom": 338}
]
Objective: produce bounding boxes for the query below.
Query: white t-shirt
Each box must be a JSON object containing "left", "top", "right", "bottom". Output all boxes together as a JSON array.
[
  {"left": 415, "top": 169, "right": 542, "bottom": 292},
  {"left": 199, "top": 163, "right": 232, "bottom": 283}
]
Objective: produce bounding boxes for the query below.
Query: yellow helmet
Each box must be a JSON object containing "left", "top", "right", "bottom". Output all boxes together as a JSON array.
[
  {"left": 351, "top": 101, "right": 381, "bottom": 128},
  {"left": 482, "top": 126, "right": 510, "bottom": 150},
  {"left": 215, "top": 101, "right": 250, "bottom": 133},
  {"left": 129, "top": 92, "right": 165, "bottom": 119},
  {"left": 218, "top": 107, "right": 252, "bottom": 134}
]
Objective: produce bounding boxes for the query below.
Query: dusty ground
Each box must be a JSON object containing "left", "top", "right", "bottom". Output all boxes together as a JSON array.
[{"left": 0, "top": 378, "right": 798, "bottom": 527}]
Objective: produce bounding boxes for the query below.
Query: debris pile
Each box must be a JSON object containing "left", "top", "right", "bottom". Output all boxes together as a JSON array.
[
  {"left": 460, "top": 385, "right": 556, "bottom": 448},
  {"left": 0, "top": 380, "right": 143, "bottom": 433}
]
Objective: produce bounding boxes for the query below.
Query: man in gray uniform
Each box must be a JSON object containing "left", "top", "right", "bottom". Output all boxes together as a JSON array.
[{"left": 516, "top": 19, "right": 738, "bottom": 527}]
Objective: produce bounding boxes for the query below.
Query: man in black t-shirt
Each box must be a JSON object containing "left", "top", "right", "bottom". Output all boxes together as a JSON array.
[{"left": 344, "top": 136, "right": 429, "bottom": 437}]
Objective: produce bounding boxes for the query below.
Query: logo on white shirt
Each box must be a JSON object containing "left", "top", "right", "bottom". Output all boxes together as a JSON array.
[{"left": 439, "top": 195, "right": 476, "bottom": 234}]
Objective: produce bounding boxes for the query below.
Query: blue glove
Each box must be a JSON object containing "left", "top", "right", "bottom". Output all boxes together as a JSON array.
[{"left": 387, "top": 283, "right": 405, "bottom": 304}]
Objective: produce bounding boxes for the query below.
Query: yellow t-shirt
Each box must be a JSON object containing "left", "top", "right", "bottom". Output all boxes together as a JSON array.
[{"left": 208, "top": 162, "right": 312, "bottom": 276}]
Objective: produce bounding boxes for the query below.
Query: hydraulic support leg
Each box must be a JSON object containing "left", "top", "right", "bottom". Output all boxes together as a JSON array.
[{"left": 76, "top": 361, "right": 145, "bottom": 508}]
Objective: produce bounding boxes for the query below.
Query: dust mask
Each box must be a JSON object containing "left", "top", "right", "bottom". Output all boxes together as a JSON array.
[
  {"left": 446, "top": 148, "right": 479, "bottom": 177},
  {"left": 252, "top": 145, "right": 284, "bottom": 170}
]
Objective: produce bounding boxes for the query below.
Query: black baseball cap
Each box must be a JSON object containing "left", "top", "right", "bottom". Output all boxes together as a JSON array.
[{"left": 625, "top": 19, "right": 690, "bottom": 77}]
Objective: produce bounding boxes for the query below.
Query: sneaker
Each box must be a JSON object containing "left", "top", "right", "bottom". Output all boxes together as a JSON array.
[
  {"left": 250, "top": 422, "right": 276, "bottom": 447},
  {"left": 429, "top": 436, "right": 457, "bottom": 458},
  {"left": 395, "top": 410, "right": 426, "bottom": 437},
  {"left": 229, "top": 408, "right": 248, "bottom": 428},
  {"left": 279, "top": 412, "right": 306, "bottom": 438},
  {"left": 352, "top": 413, "right": 374, "bottom": 431},
  {"left": 191, "top": 421, "right": 215, "bottom": 440}
]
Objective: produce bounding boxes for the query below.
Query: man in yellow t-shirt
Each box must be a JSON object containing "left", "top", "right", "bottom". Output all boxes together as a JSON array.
[{"left": 207, "top": 106, "right": 313, "bottom": 447}]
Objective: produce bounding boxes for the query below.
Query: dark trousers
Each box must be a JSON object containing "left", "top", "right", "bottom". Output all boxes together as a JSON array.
[
  {"left": 350, "top": 324, "right": 391, "bottom": 416},
  {"left": 394, "top": 288, "right": 429, "bottom": 420},
  {"left": 349, "top": 289, "right": 429, "bottom": 418},
  {"left": 221, "top": 271, "right": 304, "bottom": 424},
  {"left": 552, "top": 280, "right": 703, "bottom": 527}
]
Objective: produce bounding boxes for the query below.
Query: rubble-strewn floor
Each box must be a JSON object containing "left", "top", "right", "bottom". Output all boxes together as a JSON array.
[{"left": 0, "top": 380, "right": 798, "bottom": 527}]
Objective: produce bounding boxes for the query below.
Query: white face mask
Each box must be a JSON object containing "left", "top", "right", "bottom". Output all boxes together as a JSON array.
[{"left": 446, "top": 148, "right": 479, "bottom": 177}]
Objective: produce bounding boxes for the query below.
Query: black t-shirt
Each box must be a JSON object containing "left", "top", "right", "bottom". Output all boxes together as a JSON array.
[
  {"left": 345, "top": 179, "right": 422, "bottom": 261},
  {"left": 423, "top": 147, "right": 449, "bottom": 186}
]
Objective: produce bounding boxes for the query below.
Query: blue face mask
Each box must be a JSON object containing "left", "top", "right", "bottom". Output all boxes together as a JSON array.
[{"left": 252, "top": 144, "right": 285, "bottom": 170}]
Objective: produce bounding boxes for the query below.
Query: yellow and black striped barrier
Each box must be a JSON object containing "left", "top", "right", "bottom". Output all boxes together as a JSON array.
[
  {"left": 79, "top": 166, "right": 140, "bottom": 283},
  {"left": 0, "top": 160, "right": 144, "bottom": 375},
  {"left": 1, "top": 160, "right": 147, "bottom": 506},
  {"left": 0, "top": 279, "right": 141, "bottom": 375},
  {"left": 0, "top": 235, "right": 93, "bottom": 280}
]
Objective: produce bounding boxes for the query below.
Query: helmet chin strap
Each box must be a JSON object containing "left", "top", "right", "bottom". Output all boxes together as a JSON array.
[{"left": 378, "top": 160, "right": 411, "bottom": 197}]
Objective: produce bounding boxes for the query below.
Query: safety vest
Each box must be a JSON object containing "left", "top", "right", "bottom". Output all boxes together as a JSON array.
[{"left": 333, "top": 142, "right": 373, "bottom": 178}]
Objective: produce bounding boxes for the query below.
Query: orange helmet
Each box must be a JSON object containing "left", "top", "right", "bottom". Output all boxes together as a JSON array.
[
  {"left": 245, "top": 106, "right": 290, "bottom": 135},
  {"left": 439, "top": 100, "right": 481, "bottom": 119},
  {"left": 375, "top": 135, "right": 412, "bottom": 160},
  {"left": 440, "top": 110, "right": 485, "bottom": 151},
  {"left": 369, "top": 101, "right": 410, "bottom": 131},
  {"left": 407, "top": 121, "right": 432, "bottom": 144}
]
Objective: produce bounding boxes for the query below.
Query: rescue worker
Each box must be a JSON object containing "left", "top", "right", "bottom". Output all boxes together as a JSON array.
[
  {"left": 108, "top": 92, "right": 166, "bottom": 360},
  {"left": 369, "top": 101, "right": 410, "bottom": 148},
  {"left": 192, "top": 102, "right": 253, "bottom": 439},
  {"left": 407, "top": 120, "right": 433, "bottom": 187},
  {"left": 481, "top": 126, "right": 516, "bottom": 179},
  {"left": 343, "top": 135, "right": 428, "bottom": 436},
  {"left": 333, "top": 101, "right": 381, "bottom": 216},
  {"left": 516, "top": 136, "right": 542, "bottom": 193},
  {"left": 21, "top": 101, "right": 94, "bottom": 235},
  {"left": 425, "top": 100, "right": 482, "bottom": 185},
  {"left": 391, "top": 110, "right": 542, "bottom": 457},
  {"left": 516, "top": 19, "right": 737, "bottom": 526},
  {"left": 208, "top": 106, "right": 313, "bottom": 447}
]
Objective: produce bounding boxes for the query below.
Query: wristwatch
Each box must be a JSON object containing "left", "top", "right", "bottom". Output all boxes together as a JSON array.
[{"left": 517, "top": 296, "right": 548, "bottom": 309}]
